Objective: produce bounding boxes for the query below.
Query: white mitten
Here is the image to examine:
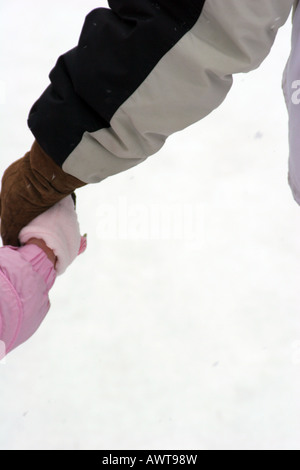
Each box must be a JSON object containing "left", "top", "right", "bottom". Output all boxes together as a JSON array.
[{"left": 19, "top": 195, "right": 87, "bottom": 275}]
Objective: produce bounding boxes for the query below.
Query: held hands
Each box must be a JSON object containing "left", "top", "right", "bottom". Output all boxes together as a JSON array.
[
  {"left": 19, "top": 195, "right": 87, "bottom": 275},
  {"left": 0, "top": 141, "right": 86, "bottom": 247}
]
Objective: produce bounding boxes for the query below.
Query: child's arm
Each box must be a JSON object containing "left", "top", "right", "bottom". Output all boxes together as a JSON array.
[
  {"left": 0, "top": 196, "right": 86, "bottom": 357},
  {"left": 0, "top": 244, "right": 56, "bottom": 356},
  {"left": 25, "top": 238, "right": 57, "bottom": 267}
]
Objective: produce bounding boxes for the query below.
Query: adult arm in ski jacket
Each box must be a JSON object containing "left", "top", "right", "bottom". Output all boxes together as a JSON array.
[{"left": 0, "top": 0, "right": 295, "bottom": 246}]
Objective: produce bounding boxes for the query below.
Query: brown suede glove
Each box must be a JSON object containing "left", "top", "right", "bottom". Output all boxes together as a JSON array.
[{"left": 0, "top": 141, "right": 86, "bottom": 246}]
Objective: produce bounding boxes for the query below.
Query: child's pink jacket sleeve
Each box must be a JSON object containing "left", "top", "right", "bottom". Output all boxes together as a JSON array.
[{"left": 0, "top": 244, "right": 56, "bottom": 356}]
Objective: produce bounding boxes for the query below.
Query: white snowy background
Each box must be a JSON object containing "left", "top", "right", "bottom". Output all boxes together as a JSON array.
[{"left": 0, "top": 0, "right": 300, "bottom": 451}]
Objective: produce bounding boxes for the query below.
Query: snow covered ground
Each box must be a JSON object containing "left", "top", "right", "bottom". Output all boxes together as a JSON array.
[{"left": 1, "top": 0, "right": 300, "bottom": 451}]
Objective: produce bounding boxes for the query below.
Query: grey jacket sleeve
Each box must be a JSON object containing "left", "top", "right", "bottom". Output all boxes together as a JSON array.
[{"left": 28, "top": 0, "right": 294, "bottom": 183}]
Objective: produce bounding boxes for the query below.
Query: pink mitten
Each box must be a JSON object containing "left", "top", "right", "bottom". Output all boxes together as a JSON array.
[{"left": 19, "top": 196, "right": 87, "bottom": 275}]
